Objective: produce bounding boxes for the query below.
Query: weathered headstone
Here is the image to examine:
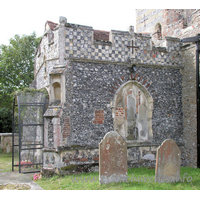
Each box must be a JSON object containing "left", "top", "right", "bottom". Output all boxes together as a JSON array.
[
  {"left": 99, "top": 131, "right": 127, "bottom": 184},
  {"left": 155, "top": 139, "right": 181, "bottom": 182}
]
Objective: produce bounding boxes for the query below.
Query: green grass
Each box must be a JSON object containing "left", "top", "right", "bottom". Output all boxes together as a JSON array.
[
  {"left": 1, "top": 153, "right": 200, "bottom": 190},
  {"left": 35, "top": 167, "right": 200, "bottom": 190},
  {"left": 0, "top": 152, "right": 12, "bottom": 172}
]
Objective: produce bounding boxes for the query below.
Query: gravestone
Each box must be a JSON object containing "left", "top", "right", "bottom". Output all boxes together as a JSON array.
[
  {"left": 99, "top": 131, "right": 127, "bottom": 184},
  {"left": 155, "top": 139, "right": 181, "bottom": 182}
]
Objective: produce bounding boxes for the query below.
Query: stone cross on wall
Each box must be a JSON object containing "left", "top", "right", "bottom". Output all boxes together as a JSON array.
[
  {"left": 127, "top": 40, "right": 139, "bottom": 54},
  {"left": 127, "top": 39, "right": 139, "bottom": 61}
]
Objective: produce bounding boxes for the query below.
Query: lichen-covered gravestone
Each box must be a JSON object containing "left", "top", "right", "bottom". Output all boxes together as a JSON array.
[
  {"left": 99, "top": 131, "right": 127, "bottom": 184},
  {"left": 155, "top": 139, "right": 181, "bottom": 182}
]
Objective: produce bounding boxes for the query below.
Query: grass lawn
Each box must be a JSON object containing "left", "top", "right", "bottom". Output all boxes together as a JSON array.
[
  {"left": 0, "top": 152, "right": 12, "bottom": 172},
  {"left": 1, "top": 152, "right": 200, "bottom": 190},
  {"left": 35, "top": 167, "right": 200, "bottom": 190}
]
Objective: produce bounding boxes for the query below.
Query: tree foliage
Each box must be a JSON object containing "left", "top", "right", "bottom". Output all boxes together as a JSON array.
[{"left": 0, "top": 33, "right": 40, "bottom": 132}]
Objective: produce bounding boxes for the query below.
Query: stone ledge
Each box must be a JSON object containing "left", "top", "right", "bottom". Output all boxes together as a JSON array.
[
  {"left": 135, "top": 33, "right": 151, "bottom": 38},
  {"left": 152, "top": 46, "right": 168, "bottom": 52},
  {"left": 66, "top": 57, "right": 183, "bottom": 69},
  {"left": 65, "top": 23, "right": 93, "bottom": 30},
  {"left": 111, "top": 30, "right": 129, "bottom": 35},
  {"left": 44, "top": 141, "right": 185, "bottom": 151},
  {"left": 0, "top": 133, "right": 12, "bottom": 136},
  {"left": 49, "top": 68, "right": 65, "bottom": 75},
  {"left": 127, "top": 141, "right": 185, "bottom": 148},
  {"left": 59, "top": 163, "right": 99, "bottom": 175},
  {"left": 66, "top": 57, "right": 130, "bottom": 65},
  {"left": 57, "top": 145, "right": 98, "bottom": 151},
  {"left": 165, "top": 36, "right": 180, "bottom": 42},
  {"left": 137, "top": 63, "right": 184, "bottom": 69},
  {"left": 181, "top": 43, "right": 195, "bottom": 50},
  {"left": 43, "top": 106, "right": 62, "bottom": 117},
  {"left": 93, "top": 40, "right": 112, "bottom": 46},
  {"left": 43, "top": 148, "right": 58, "bottom": 152},
  {"left": 64, "top": 160, "right": 99, "bottom": 165}
]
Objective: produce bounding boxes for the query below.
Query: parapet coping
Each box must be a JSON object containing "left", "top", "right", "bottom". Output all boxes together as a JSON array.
[
  {"left": 135, "top": 32, "right": 151, "bottom": 38},
  {"left": 127, "top": 141, "right": 185, "bottom": 148},
  {"left": 165, "top": 36, "right": 180, "bottom": 42},
  {"left": 65, "top": 23, "right": 93, "bottom": 30},
  {"left": 93, "top": 40, "right": 112, "bottom": 46},
  {"left": 181, "top": 43, "right": 196, "bottom": 50},
  {"left": 64, "top": 23, "right": 132, "bottom": 36},
  {"left": 66, "top": 58, "right": 183, "bottom": 69},
  {"left": 110, "top": 30, "right": 130, "bottom": 35}
]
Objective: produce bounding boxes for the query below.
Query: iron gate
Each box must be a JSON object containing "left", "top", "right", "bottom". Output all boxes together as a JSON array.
[{"left": 12, "top": 91, "right": 48, "bottom": 173}]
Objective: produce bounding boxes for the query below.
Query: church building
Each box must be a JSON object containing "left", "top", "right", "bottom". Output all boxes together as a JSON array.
[{"left": 32, "top": 9, "right": 200, "bottom": 175}]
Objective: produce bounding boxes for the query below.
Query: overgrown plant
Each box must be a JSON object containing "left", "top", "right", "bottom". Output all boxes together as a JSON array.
[{"left": 0, "top": 33, "right": 41, "bottom": 132}]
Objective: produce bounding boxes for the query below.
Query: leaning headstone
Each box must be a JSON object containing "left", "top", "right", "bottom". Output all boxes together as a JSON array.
[
  {"left": 155, "top": 139, "right": 181, "bottom": 182},
  {"left": 99, "top": 131, "right": 127, "bottom": 184}
]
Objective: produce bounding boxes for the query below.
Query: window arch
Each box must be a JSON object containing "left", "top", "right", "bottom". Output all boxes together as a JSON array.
[
  {"left": 49, "top": 73, "right": 65, "bottom": 104},
  {"left": 52, "top": 82, "right": 61, "bottom": 101},
  {"left": 112, "top": 80, "right": 153, "bottom": 142}
]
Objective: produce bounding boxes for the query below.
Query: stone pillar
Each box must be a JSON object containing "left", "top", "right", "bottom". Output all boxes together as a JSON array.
[
  {"left": 52, "top": 117, "right": 62, "bottom": 148},
  {"left": 59, "top": 16, "right": 67, "bottom": 65}
]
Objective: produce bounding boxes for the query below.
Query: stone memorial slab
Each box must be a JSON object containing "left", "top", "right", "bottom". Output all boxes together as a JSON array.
[
  {"left": 155, "top": 139, "right": 181, "bottom": 182},
  {"left": 99, "top": 131, "right": 127, "bottom": 184}
]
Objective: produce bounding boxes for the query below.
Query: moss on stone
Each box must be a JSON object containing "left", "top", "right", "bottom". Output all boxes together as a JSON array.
[
  {"left": 42, "top": 168, "right": 55, "bottom": 178},
  {"left": 13, "top": 87, "right": 49, "bottom": 97},
  {"left": 61, "top": 165, "right": 78, "bottom": 171}
]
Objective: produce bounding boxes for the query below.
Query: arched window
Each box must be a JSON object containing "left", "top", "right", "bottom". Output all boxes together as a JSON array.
[
  {"left": 53, "top": 82, "right": 61, "bottom": 101},
  {"left": 112, "top": 81, "right": 153, "bottom": 142}
]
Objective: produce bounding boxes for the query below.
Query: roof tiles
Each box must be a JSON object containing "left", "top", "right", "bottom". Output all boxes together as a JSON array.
[{"left": 94, "top": 30, "right": 110, "bottom": 41}]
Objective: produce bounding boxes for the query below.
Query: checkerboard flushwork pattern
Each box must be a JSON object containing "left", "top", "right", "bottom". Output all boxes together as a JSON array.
[{"left": 65, "top": 24, "right": 182, "bottom": 67}]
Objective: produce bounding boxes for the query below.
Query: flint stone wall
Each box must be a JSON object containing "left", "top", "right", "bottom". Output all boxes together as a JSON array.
[
  {"left": 0, "top": 133, "right": 15, "bottom": 153},
  {"left": 61, "top": 61, "right": 183, "bottom": 148}
]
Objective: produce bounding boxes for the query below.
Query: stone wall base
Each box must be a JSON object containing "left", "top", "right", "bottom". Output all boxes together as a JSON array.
[
  {"left": 41, "top": 168, "right": 56, "bottom": 178},
  {"left": 42, "top": 163, "right": 99, "bottom": 177},
  {"left": 42, "top": 144, "right": 187, "bottom": 177}
]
